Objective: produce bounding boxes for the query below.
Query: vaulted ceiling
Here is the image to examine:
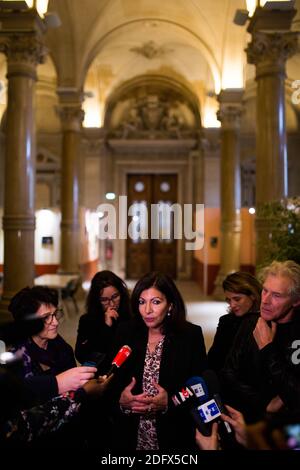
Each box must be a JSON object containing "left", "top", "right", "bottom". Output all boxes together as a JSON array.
[{"left": 1, "top": 0, "right": 300, "bottom": 129}]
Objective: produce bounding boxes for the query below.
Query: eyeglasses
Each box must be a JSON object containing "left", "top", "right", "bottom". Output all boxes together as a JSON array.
[
  {"left": 41, "top": 308, "right": 64, "bottom": 325},
  {"left": 99, "top": 292, "right": 120, "bottom": 305}
]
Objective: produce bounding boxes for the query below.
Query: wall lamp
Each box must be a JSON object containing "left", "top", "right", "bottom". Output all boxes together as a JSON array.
[
  {"left": 234, "top": 0, "right": 295, "bottom": 26},
  {"left": 0, "top": 0, "right": 61, "bottom": 28}
]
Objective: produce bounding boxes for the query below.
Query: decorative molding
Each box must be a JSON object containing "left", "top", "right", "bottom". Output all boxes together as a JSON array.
[
  {"left": 106, "top": 138, "right": 197, "bottom": 154},
  {"left": 130, "top": 40, "right": 173, "bottom": 60}
]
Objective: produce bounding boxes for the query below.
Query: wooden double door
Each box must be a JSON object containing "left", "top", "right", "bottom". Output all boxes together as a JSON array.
[{"left": 126, "top": 174, "right": 177, "bottom": 279}]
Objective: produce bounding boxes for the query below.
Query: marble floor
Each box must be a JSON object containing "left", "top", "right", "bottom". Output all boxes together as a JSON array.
[{"left": 59, "top": 280, "right": 227, "bottom": 354}]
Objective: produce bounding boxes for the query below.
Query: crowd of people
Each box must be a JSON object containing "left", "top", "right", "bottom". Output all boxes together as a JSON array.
[{"left": 1, "top": 260, "right": 300, "bottom": 455}]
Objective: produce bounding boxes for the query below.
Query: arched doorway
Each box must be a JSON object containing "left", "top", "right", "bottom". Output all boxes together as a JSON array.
[{"left": 126, "top": 173, "right": 178, "bottom": 278}]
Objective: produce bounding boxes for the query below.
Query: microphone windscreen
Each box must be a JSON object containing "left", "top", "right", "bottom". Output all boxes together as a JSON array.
[
  {"left": 111, "top": 345, "right": 132, "bottom": 368},
  {"left": 186, "top": 376, "right": 209, "bottom": 403}
]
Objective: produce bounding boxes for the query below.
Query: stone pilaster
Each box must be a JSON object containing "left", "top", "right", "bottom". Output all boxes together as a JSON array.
[
  {"left": 57, "top": 91, "right": 84, "bottom": 273},
  {"left": 0, "top": 10, "right": 47, "bottom": 318},
  {"left": 213, "top": 89, "right": 243, "bottom": 298}
]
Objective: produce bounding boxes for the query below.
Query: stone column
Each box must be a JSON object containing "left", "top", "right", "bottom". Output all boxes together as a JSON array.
[
  {"left": 57, "top": 91, "right": 84, "bottom": 274},
  {"left": 246, "top": 10, "right": 298, "bottom": 265},
  {"left": 0, "top": 11, "right": 46, "bottom": 318},
  {"left": 213, "top": 89, "right": 243, "bottom": 298}
]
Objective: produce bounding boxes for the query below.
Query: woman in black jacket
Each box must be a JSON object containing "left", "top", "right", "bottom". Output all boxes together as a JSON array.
[
  {"left": 108, "top": 272, "right": 207, "bottom": 452},
  {"left": 75, "top": 270, "right": 131, "bottom": 365},
  {"left": 208, "top": 271, "right": 262, "bottom": 373}
]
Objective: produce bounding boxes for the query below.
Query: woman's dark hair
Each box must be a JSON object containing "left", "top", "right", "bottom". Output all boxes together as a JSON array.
[
  {"left": 86, "top": 270, "right": 131, "bottom": 320},
  {"left": 131, "top": 272, "right": 186, "bottom": 334},
  {"left": 222, "top": 271, "right": 262, "bottom": 312},
  {"left": 8, "top": 286, "right": 58, "bottom": 321}
]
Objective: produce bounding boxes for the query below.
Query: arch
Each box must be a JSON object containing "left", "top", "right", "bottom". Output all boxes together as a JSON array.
[
  {"left": 103, "top": 74, "right": 202, "bottom": 141},
  {"left": 81, "top": 18, "right": 221, "bottom": 94}
]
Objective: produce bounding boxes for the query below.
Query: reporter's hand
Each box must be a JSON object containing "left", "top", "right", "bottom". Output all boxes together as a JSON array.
[
  {"left": 266, "top": 395, "right": 284, "bottom": 413},
  {"left": 221, "top": 404, "right": 247, "bottom": 447},
  {"left": 195, "top": 422, "right": 219, "bottom": 450},
  {"left": 82, "top": 374, "right": 113, "bottom": 398},
  {"left": 56, "top": 366, "right": 97, "bottom": 394}
]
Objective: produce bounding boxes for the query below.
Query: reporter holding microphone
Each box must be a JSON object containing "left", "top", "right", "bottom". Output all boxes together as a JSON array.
[
  {"left": 107, "top": 272, "right": 207, "bottom": 452},
  {"left": 7, "top": 286, "right": 98, "bottom": 448}
]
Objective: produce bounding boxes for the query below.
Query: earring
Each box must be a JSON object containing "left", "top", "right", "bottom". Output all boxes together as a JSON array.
[{"left": 167, "top": 307, "right": 172, "bottom": 317}]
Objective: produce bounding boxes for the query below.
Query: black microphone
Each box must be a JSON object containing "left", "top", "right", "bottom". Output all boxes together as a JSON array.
[
  {"left": 186, "top": 376, "right": 222, "bottom": 436},
  {"left": 202, "top": 370, "right": 234, "bottom": 439}
]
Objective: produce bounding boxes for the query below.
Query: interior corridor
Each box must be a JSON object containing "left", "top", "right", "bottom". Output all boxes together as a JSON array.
[{"left": 59, "top": 280, "right": 227, "bottom": 357}]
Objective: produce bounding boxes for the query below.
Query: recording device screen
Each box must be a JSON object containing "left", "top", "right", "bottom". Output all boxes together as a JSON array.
[
  {"left": 82, "top": 353, "right": 106, "bottom": 375},
  {"left": 267, "top": 412, "right": 300, "bottom": 450},
  {"left": 283, "top": 424, "right": 300, "bottom": 450}
]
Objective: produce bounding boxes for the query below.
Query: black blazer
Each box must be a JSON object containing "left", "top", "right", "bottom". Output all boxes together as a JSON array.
[
  {"left": 107, "top": 319, "right": 207, "bottom": 451},
  {"left": 75, "top": 314, "right": 119, "bottom": 364},
  {"left": 207, "top": 313, "right": 250, "bottom": 373}
]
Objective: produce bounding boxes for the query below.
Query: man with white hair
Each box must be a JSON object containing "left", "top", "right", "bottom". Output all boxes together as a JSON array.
[{"left": 222, "top": 260, "right": 300, "bottom": 423}]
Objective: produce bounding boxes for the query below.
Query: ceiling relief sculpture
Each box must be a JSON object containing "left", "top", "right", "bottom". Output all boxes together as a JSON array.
[{"left": 130, "top": 40, "right": 174, "bottom": 60}]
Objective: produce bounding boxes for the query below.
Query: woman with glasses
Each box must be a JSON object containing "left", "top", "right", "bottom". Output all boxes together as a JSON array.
[
  {"left": 74, "top": 271, "right": 131, "bottom": 450},
  {"left": 75, "top": 270, "right": 131, "bottom": 365},
  {"left": 8, "top": 286, "right": 97, "bottom": 403}
]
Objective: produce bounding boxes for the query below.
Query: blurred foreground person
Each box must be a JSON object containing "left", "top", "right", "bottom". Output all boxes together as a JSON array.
[
  {"left": 0, "top": 365, "right": 112, "bottom": 448},
  {"left": 195, "top": 405, "right": 289, "bottom": 450}
]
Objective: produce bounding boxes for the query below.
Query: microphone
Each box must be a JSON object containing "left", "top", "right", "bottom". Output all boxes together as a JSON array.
[
  {"left": 202, "top": 369, "right": 233, "bottom": 436},
  {"left": 171, "top": 386, "right": 194, "bottom": 407},
  {"left": 106, "top": 345, "right": 132, "bottom": 377},
  {"left": 186, "top": 376, "right": 221, "bottom": 436}
]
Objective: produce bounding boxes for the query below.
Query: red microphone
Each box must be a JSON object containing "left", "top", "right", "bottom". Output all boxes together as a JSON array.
[{"left": 107, "top": 345, "right": 132, "bottom": 377}]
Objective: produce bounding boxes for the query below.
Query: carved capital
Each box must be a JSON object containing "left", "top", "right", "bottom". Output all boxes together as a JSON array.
[
  {"left": 217, "top": 89, "right": 243, "bottom": 130},
  {"left": 0, "top": 34, "right": 46, "bottom": 79},
  {"left": 217, "top": 105, "right": 243, "bottom": 129},
  {"left": 246, "top": 32, "right": 299, "bottom": 78},
  {"left": 57, "top": 106, "right": 84, "bottom": 132}
]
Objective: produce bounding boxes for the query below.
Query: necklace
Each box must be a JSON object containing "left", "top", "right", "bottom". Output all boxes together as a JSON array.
[{"left": 147, "top": 336, "right": 164, "bottom": 352}]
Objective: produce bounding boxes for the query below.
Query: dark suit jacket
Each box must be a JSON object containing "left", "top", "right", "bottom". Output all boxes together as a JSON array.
[{"left": 107, "top": 319, "right": 207, "bottom": 451}]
